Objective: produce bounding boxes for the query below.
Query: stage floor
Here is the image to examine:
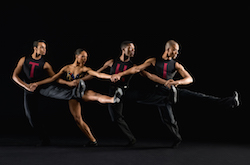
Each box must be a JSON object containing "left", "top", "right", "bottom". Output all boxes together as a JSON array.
[{"left": 0, "top": 135, "right": 250, "bottom": 165}]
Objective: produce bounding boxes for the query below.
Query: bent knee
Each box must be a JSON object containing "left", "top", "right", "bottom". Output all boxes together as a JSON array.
[
  {"left": 85, "top": 90, "right": 95, "bottom": 95},
  {"left": 73, "top": 116, "right": 82, "bottom": 124}
]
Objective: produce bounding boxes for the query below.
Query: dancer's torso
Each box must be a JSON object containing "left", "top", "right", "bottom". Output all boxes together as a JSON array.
[
  {"left": 155, "top": 58, "right": 177, "bottom": 80},
  {"left": 22, "top": 56, "right": 47, "bottom": 83},
  {"left": 110, "top": 57, "right": 134, "bottom": 87}
]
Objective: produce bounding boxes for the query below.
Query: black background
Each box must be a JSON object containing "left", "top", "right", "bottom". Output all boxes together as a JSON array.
[{"left": 1, "top": 3, "right": 249, "bottom": 142}]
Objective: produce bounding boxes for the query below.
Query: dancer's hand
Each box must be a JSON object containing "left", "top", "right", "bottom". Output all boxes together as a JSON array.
[
  {"left": 164, "top": 80, "right": 180, "bottom": 89},
  {"left": 67, "top": 80, "right": 78, "bottom": 87},
  {"left": 27, "top": 83, "right": 38, "bottom": 92},
  {"left": 111, "top": 74, "right": 121, "bottom": 82},
  {"left": 164, "top": 79, "right": 174, "bottom": 89}
]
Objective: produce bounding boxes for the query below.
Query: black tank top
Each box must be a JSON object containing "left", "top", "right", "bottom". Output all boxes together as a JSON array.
[
  {"left": 155, "top": 58, "right": 177, "bottom": 80},
  {"left": 22, "top": 56, "right": 47, "bottom": 83},
  {"left": 110, "top": 58, "right": 134, "bottom": 87}
]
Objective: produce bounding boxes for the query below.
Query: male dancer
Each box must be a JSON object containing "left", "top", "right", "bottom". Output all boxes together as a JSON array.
[
  {"left": 111, "top": 40, "right": 239, "bottom": 148},
  {"left": 100, "top": 41, "right": 137, "bottom": 146},
  {"left": 12, "top": 40, "right": 84, "bottom": 146}
]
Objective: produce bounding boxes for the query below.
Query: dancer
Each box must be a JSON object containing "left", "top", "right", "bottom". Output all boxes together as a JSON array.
[
  {"left": 99, "top": 41, "right": 137, "bottom": 146},
  {"left": 12, "top": 40, "right": 119, "bottom": 146},
  {"left": 32, "top": 48, "right": 123, "bottom": 146},
  {"left": 111, "top": 40, "right": 239, "bottom": 148},
  {"left": 12, "top": 40, "right": 84, "bottom": 146}
]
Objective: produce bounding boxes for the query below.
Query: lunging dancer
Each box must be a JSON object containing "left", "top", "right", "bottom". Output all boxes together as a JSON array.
[
  {"left": 111, "top": 40, "right": 240, "bottom": 148},
  {"left": 32, "top": 48, "right": 123, "bottom": 146}
]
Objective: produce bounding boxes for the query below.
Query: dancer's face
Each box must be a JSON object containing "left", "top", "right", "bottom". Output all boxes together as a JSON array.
[
  {"left": 167, "top": 44, "right": 179, "bottom": 59},
  {"left": 76, "top": 51, "right": 88, "bottom": 65},
  {"left": 34, "top": 42, "right": 46, "bottom": 56},
  {"left": 124, "top": 43, "right": 135, "bottom": 57}
]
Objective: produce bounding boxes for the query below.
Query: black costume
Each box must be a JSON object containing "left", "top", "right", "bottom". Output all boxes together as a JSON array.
[
  {"left": 108, "top": 57, "right": 136, "bottom": 144},
  {"left": 154, "top": 58, "right": 182, "bottom": 141},
  {"left": 137, "top": 57, "right": 238, "bottom": 147},
  {"left": 138, "top": 58, "right": 183, "bottom": 143},
  {"left": 22, "top": 56, "right": 83, "bottom": 142}
]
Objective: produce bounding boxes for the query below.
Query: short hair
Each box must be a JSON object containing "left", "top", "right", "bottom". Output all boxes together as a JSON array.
[
  {"left": 120, "top": 41, "right": 133, "bottom": 50},
  {"left": 74, "top": 48, "right": 85, "bottom": 55},
  {"left": 165, "top": 40, "right": 178, "bottom": 49},
  {"left": 33, "top": 40, "right": 46, "bottom": 48}
]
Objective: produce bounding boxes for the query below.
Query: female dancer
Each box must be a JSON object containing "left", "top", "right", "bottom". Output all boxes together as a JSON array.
[{"left": 33, "top": 48, "right": 122, "bottom": 146}]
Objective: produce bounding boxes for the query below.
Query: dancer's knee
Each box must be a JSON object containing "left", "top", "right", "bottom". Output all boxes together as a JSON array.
[{"left": 73, "top": 115, "right": 82, "bottom": 125}]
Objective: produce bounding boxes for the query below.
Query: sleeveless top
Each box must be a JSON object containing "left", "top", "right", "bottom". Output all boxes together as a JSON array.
[
  {"left": 155, "top": 58, "right": 177, "bottom": 80},
  {"left": 22, "top": 56, "right": 47, "bottom": 83},
  {"left": 110, "top": 57, "right": 134, "bottom": 88}
]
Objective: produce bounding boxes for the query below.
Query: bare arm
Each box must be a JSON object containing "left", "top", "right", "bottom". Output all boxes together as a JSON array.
[
  {"left": 102, "top": 59, "right": 114, "bottom": 68},
  {"left": 12, "top": 57, "right": 34, "bottom": 91},
  {"left": 167, "top": 62, "right": 193, "bottom": 87},
  {"left": 31, "top": 62, "right": 76, "bottom": 87},
  {"left": 121, "top": 58, "right": 156, "bottom": 76},
  {"left": 35, "top": 65, "right": 68, "bottom": 86},
  {"left": 43, "top": 62, "right": 55, "bottom": 77},
  {"left": 84, "top": 66, "right": 112, "bottom": 80},
  {"left": 80, "top": 59, "right": 113, "bottom": 81},
  {"left": 111, "top": 58, "right": 156, "bottom": 82},
  {"left": 140, "top": 70, "right": 174, "bottom": 86}
]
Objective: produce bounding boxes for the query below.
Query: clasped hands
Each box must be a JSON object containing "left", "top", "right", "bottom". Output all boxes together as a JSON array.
[
  {"left": 26, "top": 83, "right": 38, "bottom": 92},
  {"left": 110, "top": 67, "right": 140, "bottom": 83},
  {"left": 111, "top": 74, "right": 180, "bottom": 89},
  {"left": 164, "top": 79, "right": 180, "bottom": 89},
  {"left": 27, "top": 80, "right": 79, "bottom": 92},
  {"left": 27, "top": 76, "right": 178, "bottom": 92},
  {"left": 110, "top": 73, "right": 121, "bottom": 83}
]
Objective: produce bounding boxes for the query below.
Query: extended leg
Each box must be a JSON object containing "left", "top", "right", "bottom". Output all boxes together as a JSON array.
[
  {"left": 39, "top": 80, "right": 86, "bottom": 100},
  {"left": 178, "top": 88, "right": 220, "bottom": 102},
  {"left": 178, "top": 88, "right": 239, "bottom": 108},
  {"left": 82, "top": 90, "right": 114, "bottom": 103}
]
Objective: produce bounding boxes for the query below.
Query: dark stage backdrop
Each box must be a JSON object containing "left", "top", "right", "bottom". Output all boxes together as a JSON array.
[{"left": 1, "top": 4, "right": 248, "bottom": 142}]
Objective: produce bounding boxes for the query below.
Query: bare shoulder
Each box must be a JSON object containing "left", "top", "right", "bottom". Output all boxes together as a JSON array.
[
  {"left": 14, "top": 56, "right": 26, "bottom": 68},
  {"left": 18, "top": 56, "right": 26, "bottom": 64},
  {"left": 57, "top": 64, "right": 70, "bottom": 73},
  {"left": 44, "top": 61, "right": 52, "bottom": 69},
  {"left": 145, "top": 57, "right": 156, "bottom": 66},
  {"left": 13, "top": 56, "right": 25, "bottom": 69},
  {"left": 82, "top": 66, "right": 92, "bottom": 72},
  {"left": 104, "top": 59, "right": 114, "bottom": 67},
  {"left": 20, "top": 56, "right": 26, "bottom": 62},
  {"left": 175, "top": 62, "right": 185, "bottom": 70},
  {"left": 63, "top": 64, "right": 71, "bottom": 71},
  {"left": 13, "top": 57, "right": 26, "bottom": 75}
]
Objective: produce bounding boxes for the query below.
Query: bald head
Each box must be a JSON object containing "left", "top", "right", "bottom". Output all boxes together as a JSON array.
[
  {"left": 165, "top": 40, "right": 179, "bottom": 50},
  {"left": 164, "top": 40, "right": 179, "bottom": 59}
]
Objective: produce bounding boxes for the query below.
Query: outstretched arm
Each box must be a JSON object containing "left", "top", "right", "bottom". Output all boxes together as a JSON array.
[
  {"left": 30, "top": 63, "right": 77, "bottom": 88},
  {"left": 35, "top": 66, "right": 67, "bottom": 86},
  {"left": 84, "top": 67, "right": 111, "bottom": 80},
  {"left": 111, "top": 58, "right": 156, "bottom": 82},
  {"left": 80, "top": 59, "right": 113, "bottom": 81}
]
